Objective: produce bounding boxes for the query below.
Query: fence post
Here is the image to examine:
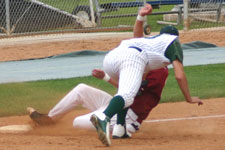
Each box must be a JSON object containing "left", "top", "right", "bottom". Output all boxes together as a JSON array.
[
  {"left": 5, "top": 0, "right": 11, "bottom": 36},
  {"left": 89, "top": 0, "right": 96, "bottom": 27},
  {"left": 177, "top": 5, "right": 182, "bottom": 25},
  {"left": 183, "top": 0, "right": 190, "bottom": 30}
]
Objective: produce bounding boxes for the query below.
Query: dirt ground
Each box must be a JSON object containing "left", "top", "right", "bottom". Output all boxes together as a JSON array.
[
  {"left": 0, "top": 28, "right": 225, "bottom": 62},
  {"left": 0, "top": 98, "right": 225, "bottom": 150},
  {"left": 0, "top": 28, "right": 225, "bottom": 150}
]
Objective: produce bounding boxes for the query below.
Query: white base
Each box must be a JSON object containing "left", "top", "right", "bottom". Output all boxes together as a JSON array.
[{"left": 0, "top": 124, "right": 33, "bottom": 134}]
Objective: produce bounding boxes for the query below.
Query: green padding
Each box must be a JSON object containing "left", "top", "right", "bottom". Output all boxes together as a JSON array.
[
  {"left": 13, "top": 41, "right": 218, "bottom": 61},
  {"left": 51, "top": 50, "right": 108, "bottom": 58},
  {"left": 51, "top": 41, "right": 217, "bottom": 59},
  {"left": 182, "top": 41, "right": 217, "bottom": 50}
]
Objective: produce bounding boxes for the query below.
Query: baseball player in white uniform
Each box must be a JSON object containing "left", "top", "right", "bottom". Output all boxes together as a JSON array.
[{"left": 90, "top": 4, "right": 203, "bottom": 146}]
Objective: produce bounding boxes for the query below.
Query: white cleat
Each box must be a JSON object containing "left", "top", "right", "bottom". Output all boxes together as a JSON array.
[{"left": 112, "top": 124, "right": 132, "bottom": 139}]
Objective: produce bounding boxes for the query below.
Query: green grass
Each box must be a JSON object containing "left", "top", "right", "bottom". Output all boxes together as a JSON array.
[
  {"left": 161, "top": 63, "right": 225, "bottom": 102},
  {"left": 0, "top": 76, "right": 116, "bottom": 117},
  {"left": 0, "top": 63, "right": 225, "bottom": 117}
]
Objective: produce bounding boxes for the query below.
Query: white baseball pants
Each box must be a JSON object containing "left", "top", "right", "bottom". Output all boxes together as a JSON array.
[
  {"left": 47, "top": 84, "right": 139, "bottom": 132},
  {"left": 103, "top": 47, "right": 147, "bottom": 108},
  {"left": 48, "top": 83, "right": 112, "bottom": 130}
]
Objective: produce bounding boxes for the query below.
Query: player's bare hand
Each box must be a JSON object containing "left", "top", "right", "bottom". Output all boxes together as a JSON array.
[
  {"left": 187, "top": 97, "right": 203, "bottom": 106},
  {"left": 139, "top": 4, "right": 152, "bottom": 16},
  {"left": 92, "top": 69, "right": 105, "bottom": 79}
]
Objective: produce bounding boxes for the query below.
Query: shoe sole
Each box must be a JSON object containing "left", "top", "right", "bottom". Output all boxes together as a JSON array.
[
  {"left": 90, "top": 115, "right": 111, "bottom": 146},
  {"left": 112, "top": 134, "right": 131, "bottom": 139}
]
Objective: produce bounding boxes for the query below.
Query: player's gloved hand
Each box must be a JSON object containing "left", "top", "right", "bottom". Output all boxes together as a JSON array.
[
  {"left": 139, "top": 3, "right": 152, "bottom": 16},
  {"left": 92, "top": 69, "right": 105, "bottom": 79}
]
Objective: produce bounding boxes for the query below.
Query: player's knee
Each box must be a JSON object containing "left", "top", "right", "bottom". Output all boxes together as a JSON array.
[
  {"left": 73, "top": 83, "right": 89, "bottom": 94},
  {"left": 73, "top": 117, "right": 82, "bottom": 128},
  {"left": 120, "top": 94, "right": 134, "bottom": 108},
  {"left": 118, "top": 93, "right": 135, "bottom": 108},
  {"left": 124, "top": 99, "right": 134, "bottom": 108},
  {"left": 73, "top": 116, "right": 95, "bottom": 130},
  {"left": 73, "top": 116, "right": 87, "bottom": 128}
]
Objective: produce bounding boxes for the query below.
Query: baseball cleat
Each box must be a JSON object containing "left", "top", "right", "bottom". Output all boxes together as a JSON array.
[
  {"left": 27, "top": 107, "right": 54, "bottom": 126},
  {"left": 90, "top": 114, "right": 111, "bottom": 146},
  {"left": 112, "top": 124, "right": 132, "bottom": 139}
]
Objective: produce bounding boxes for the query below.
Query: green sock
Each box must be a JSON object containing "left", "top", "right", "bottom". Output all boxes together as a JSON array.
[
  {"left": 117, "top": 108, "right": 128, "bottom": 125},
  {"left": 103, "top": 95, "right": 125, "bottom": 119}
]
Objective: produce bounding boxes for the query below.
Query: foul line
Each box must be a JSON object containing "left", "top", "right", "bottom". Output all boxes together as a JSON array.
[{"left": 144, "top": 114, "right": 225, "bottom": 123}]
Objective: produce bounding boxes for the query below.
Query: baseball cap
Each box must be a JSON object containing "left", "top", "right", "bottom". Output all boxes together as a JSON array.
[{"left": 160, "top": 25, "right": 179, "bottom": 36}]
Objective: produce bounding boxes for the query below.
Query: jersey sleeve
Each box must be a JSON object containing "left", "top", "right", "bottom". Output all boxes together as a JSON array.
[{"left": 164, "top": 39, "right": 183, "bottom": 63}]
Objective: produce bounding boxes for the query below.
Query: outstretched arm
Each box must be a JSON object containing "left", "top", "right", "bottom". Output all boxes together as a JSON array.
[
  {"left": 92, "top": 69, "right": 118, "bottom": 88},
  {"left": 133, "top": 4, "right": 152, "bottom": 38},
  {"left": 172, "top": 60, "right": 203, "bottom": 105}
]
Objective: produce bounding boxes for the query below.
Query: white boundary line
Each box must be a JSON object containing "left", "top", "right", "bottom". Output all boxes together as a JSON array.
[{"left": 144, "top": 114, "right": 225, "bottom": 123}]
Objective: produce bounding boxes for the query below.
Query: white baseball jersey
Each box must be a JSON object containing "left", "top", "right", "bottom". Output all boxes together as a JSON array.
[{"left": 103, "top": 34, "right": 177, "bottom": 107}]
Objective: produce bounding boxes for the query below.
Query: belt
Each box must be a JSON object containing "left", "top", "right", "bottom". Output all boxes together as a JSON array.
[{"left": 129, "top": 46, "right": 142, "bottom": 52}]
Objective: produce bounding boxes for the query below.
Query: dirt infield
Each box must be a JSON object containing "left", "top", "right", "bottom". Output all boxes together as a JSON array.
[
  {"left": 0, "top": 98, "right": 225, "bottom": 150},
  {"left": 0, "top": 29, "right": 225, "bottom": 149},
  {"left": 0, "top": 28, "right": 225, "bottom": 62}
]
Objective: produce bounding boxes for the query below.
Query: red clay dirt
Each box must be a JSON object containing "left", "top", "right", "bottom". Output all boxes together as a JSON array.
[
  {"left": 0, "top": 28, "right": 225, "bottom": 62},
  {"left": 0, "top": 98, "right": 225, "bottom": 150},
  {"left": 0, "top": 28, "right": 225, "bottom": 150}
]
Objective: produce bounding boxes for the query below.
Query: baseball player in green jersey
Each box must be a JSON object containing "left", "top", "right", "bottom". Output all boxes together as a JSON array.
[{"left": 90, "top": 4, "right": 203, "bottom": 146}]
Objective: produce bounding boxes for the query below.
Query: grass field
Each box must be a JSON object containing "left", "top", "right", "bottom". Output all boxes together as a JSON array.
[{"left": 0, "top": 63, "right": 225, "bottom": 117}]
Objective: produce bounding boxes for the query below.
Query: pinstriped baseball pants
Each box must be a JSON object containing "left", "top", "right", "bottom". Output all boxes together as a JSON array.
[{"left": 103, "top": 47, "right": 147, "bottom": 108}]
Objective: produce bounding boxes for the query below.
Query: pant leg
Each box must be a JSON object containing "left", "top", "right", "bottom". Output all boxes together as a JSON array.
[
  {"left": 103, "top": 48, "right": 147, "bottom": 108},
  {"left": 73, "top": 107, "right": 117, "bottom": 131},
  {"left": 73, "top": 108, "right": 104, "bottom": 130},
  {"left": 48, "top": 83, "right": 112, "bottom": 120},
  {"left": 117, "top": 60, "right": 146, "bottom": 108}
]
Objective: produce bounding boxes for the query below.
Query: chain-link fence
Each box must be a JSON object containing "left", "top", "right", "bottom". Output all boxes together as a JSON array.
[
  {"left": 188, "top": 0, "right": 225, "bottom": 29},
  {"left": 161, "top": 0, "right": 225, "bottom": 30},
  {"left": 0, "top": 0, "right": 225, "bottom": 37},
  {"left": 0, "top": 0, "right": 147, "bottom": 36}
]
